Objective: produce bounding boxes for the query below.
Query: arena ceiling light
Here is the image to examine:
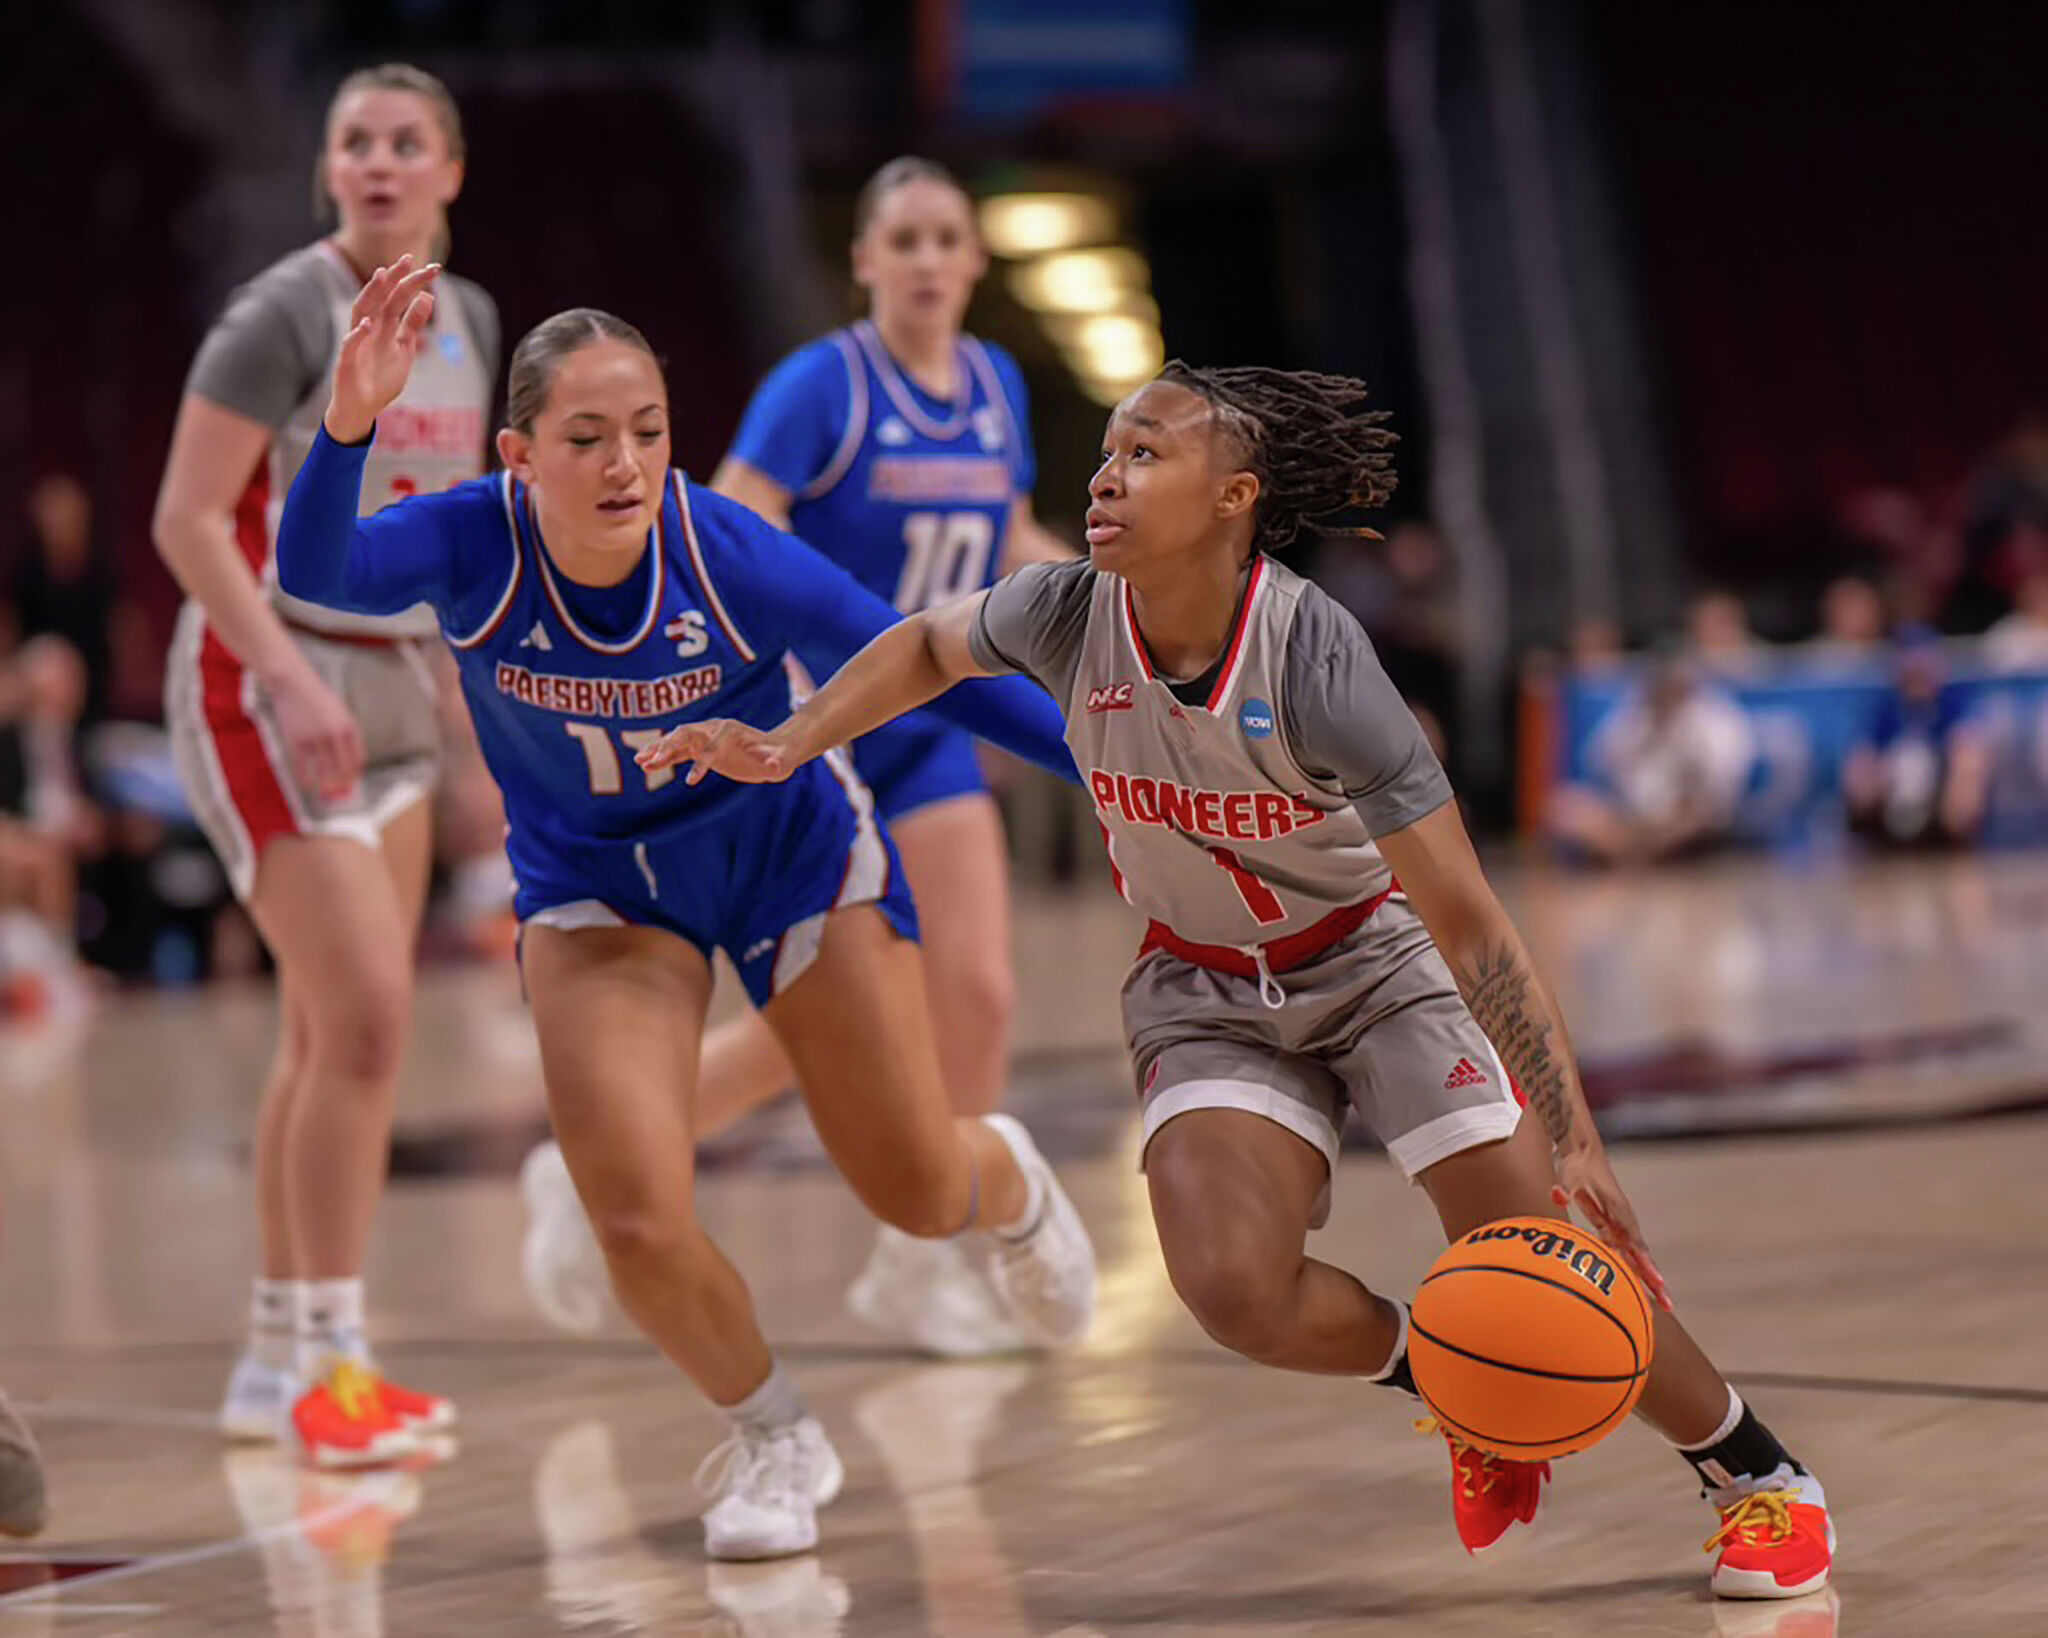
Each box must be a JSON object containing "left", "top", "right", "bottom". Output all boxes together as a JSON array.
[
  {"left": 1068, "top": 313, "right": 1164, "bottom": 382},
  {"left": 1007, "top": 247, "right": 1150, "bottom": 315},
  {"left": 979, "top": 192, "right": 1118, "bottom": 258}
]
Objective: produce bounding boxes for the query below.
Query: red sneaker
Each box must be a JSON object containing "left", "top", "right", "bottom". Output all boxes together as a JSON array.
[
  {"left": 1707, "top": 1477, "right": 1834, "bottom": 1599},
  {"left": 372, "top": 1375, "right": 456, "bottom": 1436},
  {"left": 292, "top": 1360, "right": 418, "bottom": 1471},
  {"left": 1420, "top": 1418, "right": 1549, "bottom": 1553}
]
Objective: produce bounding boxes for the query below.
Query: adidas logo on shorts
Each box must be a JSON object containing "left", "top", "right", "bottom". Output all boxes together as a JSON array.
[{"left": 1443, "top": 1057, "right": 1488, "bottom": 1091}]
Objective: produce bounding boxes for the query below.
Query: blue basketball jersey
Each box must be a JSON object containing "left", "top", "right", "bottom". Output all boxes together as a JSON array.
[
  {"left": 272, "top": 428, "right": 1079, "bottom": 867},
  {"left": 447, "top": 470, "right": 798, "bottom": 852},
  {"left": 730, "top": 319, "right": 1035, "bottom": 614}
]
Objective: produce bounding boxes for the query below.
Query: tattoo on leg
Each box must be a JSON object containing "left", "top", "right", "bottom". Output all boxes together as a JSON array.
[{"left": 1456, "top": 940, "right": 1575, "bottom": 1148}]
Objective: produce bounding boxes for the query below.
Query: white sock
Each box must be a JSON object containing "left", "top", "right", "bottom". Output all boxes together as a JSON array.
[
  {"left": 1673, "top": 1384, "right": 1744, "bottom": 1453},
  {"left": 1362, "top": 1298, "right": 1412, "bottom": 1383},
  {"left": 297, "top": 1277, "right": 370, "bottom": 1376},
  {"left": 718, "top": 1361, "right": 807, "bottom": 1437},
  {"left": 248, "top": 1278, "right": 297, "bottom": 1372},
  {"left": 995, "top": 1170, "right": 1045, "bottom": 1239}
]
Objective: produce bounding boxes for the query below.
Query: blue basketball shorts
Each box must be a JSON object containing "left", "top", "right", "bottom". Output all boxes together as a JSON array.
[{"left": 510, "top": 751, "right": 918, "bottom": 1007}]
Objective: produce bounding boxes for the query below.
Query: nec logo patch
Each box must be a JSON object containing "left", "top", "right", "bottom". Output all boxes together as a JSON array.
[
  {"left": 1239, "top": 698, "right": 1275, "bottom": 739},
  {"left": 1086, "top": 682, "right": 1136, "bottom": 714}
]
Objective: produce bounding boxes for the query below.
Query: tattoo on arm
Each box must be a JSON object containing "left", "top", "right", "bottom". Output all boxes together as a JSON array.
[{"left": 1455, "top": 939, "right": 1580, "bottom": 1149}]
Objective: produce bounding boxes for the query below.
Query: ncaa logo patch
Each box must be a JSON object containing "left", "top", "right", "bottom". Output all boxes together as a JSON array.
[
  {"left": 438, "top": 331, "right": 464, "bottom": 363},
  {"left": 1239, "top": 698, "right": 1275, "bottom": 739}
]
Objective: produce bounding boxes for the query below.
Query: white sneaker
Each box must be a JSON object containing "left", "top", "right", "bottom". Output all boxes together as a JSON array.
[
  {"left": 696, "top": 1418, "right": 845, "bottom": 1562},
  {"left": 845, "top": 1225, "right": 1033, "bottom": 1358},
  {"left": 220, "top": 1351, "right": 295, "bottom": 1444},
  {"left": 0, "top": 1390, "right": 47, "bottom": 1539},
  {"left": 520, "top": 1140, "right": 612, "bottom": 1336},
  {"left": 978, "top": 1114, "right": 1097, "bottom": 1348}
]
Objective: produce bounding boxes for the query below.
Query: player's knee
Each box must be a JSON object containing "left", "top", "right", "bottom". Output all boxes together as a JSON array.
[
  {"left": 586, "top": 1194, "right": 698, "bottom": 1271},
  {"left": 306, "top": 975, "right": 411, "bottom": 1086},
  {"left": 933, "top": 944, "right": 1015, "bottom": 1042},
  {"left": 1164, "top": 1237, "right": 1295, "bottom": 1361}
]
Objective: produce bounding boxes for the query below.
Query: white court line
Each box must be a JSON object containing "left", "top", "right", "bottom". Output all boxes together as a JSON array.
[
  {"left": 0, "top": 1497, "right": 364, "bottom": 1609},
  {"left": 9, "top": 1604, "right": 166, "bottom": 1617}
]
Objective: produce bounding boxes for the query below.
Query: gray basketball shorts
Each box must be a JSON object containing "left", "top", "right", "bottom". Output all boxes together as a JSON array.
[
  {"left": 1122, "top": 896, "right": 1525, "bottom": 1215},
  {"left": 166, "top": 602, "right": 442, "bottom": 901}
]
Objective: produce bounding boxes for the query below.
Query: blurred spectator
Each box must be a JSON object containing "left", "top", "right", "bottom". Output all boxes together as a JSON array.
[
  {"left": 1684, "top": 589, "right": 1765, "bottom": 678},
  {"left": 1548, "top": 650, "right": 1756, "bottom": 866},
  {"left": 6, "top": 475, "right": 116, "bottom": 719},
  {"left": 1982, "top": 568, "right": 2048, "bottom": 672},
  {"left": 1951, "top": 412, "right": 2048, "bottom": 632},
  {"left": 1319, "top": 519, "right": 1461, "bottom": 764},
  {"left": 1835, "top": 484, "right": 1949, "bottom": 626},
  {"left": 1802, "top": 574, "right": 1890, "bottom": 667},
  {"left": 1818, "top": 576, "right": 1886, "bottom": 647},
  {"left": 0, "top": 638, "right": 91, "bottom": 1014},
  {"left": 1843, "top": 628, "right": 1992, "bottom": 848},
  {"left": 1375, "top": 522, "right": 1462, "bottom": 719},
  {"left": 1566, "top": 615, "right": 1626, "bottom": 674}
]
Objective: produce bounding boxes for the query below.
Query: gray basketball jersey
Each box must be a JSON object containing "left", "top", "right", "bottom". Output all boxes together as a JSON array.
[
  {"left": 185, "top": 240, "right": 497, "bottom": 638},
  {"left": 972, "top": 555, "right": 1451, "bottom": 950}
]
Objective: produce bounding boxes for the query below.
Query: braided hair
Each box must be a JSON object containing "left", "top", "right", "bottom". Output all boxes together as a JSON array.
[{"left": 1156, "top": 361, "right": 1398, "bottom": 556}]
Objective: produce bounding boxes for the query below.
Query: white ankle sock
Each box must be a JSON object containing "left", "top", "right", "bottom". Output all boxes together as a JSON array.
[
  {"left": 1362, "top": 1298, "right": 1412, "bottom": 1383},
  {"left": 297, "top": 1278, "right": 369, "bottom": 1375},
  {"left": 249, "top": 1278, "right": 297, "bottom": 1372},
  {"left": 993, "top": 1161, "right": 1046, "bottom": 1241},
  {"left": 1673, "top": 1384, "right": 1744, "bottom": 1453},
  {"left": 719, "top": 1361, "right": 807, "bottom": 1437}
]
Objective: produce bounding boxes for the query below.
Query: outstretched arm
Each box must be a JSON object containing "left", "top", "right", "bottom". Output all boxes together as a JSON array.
[
  {"left": 639, "top": 593, "right": 997, "bottom": 785},
  {"left": 1376, "top": 803, "right": 1670, "bottom": 1307}
]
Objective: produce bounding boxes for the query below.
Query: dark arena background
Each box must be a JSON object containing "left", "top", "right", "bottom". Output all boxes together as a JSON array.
[{"left": 2, "top": 3, "right": 2045, "bottom": 1633}]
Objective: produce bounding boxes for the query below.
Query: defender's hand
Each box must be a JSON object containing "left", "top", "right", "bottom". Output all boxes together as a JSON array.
[{"left": 636, "top": 719, "right": 800, "bottom": 786}]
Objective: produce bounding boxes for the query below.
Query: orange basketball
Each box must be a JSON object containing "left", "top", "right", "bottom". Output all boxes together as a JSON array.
[{"left": 1408, "top": 1216, "right": 1655, "bottom": 1462}]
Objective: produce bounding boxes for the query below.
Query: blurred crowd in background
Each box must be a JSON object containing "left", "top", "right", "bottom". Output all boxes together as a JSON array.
[{"left": 6, "top": 0, "right": 2048, "bottom": 1009}]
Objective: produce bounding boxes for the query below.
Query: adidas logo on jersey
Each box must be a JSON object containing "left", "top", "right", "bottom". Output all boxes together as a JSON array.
[
  {"left": 519, "top": 622, "right": 553, "bottom": 652},
  {"left": 877, "top": 416, "right": 912, "bottom": 446},
  {"left": 1443, "top": 1057, "right": 1488, "bottom": 1090}
]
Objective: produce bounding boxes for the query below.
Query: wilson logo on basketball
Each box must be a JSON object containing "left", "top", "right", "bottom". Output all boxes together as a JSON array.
[
  {"left": 1462, "top": 1223, "right": 1619, "bottom": 1297},
  {"left": 1443, "top": 1057, "right": 1488, "bottom": 1090},
  {"left": 1086, "top": 682, "right": 1136, "bottom": 714}
]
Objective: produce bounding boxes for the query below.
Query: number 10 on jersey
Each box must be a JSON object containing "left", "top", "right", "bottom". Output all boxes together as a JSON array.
[{"left": 895, "top": 511, "right": 995, "bottom": 613}]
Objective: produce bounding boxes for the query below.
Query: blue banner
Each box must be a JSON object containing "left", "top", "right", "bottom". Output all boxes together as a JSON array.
[{"left": 1556, "top": 657, "right": 2048, "bottom": 847}]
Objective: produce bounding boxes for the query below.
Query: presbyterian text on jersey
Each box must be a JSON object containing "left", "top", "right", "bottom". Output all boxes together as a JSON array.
[
  {"left": 494, "top": 661, "right": 723, "bottom": 717},
  {"left": 1089, "top": 769, "right": 1329, "bottom": 843}
]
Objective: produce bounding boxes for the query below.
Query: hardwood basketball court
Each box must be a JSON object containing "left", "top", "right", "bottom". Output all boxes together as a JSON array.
[{"left": 3, "top": 852, "right": 2044, "bottom": 1635}]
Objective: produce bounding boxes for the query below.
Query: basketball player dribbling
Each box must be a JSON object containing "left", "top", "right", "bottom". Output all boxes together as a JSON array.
[
  {"left": 271, "top": 263, "right": 1095, "bottom": 1558},
  {"left": 647, "top": 363, "right": 1837, "bottom": 1601},
  {"left": 521, "top": 156, "right": 1072, "bottom": 1356},
  {"left": 153, "top": 65, "right": 496, "bottom": 1468}
]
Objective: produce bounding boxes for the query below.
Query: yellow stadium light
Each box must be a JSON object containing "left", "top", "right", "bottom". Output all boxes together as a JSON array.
[
  {"left": 979, "top": 192, "right": 1117, "bottom": 258},
  {"left": 1008, "top": 247, "right": 1150, "bottom": 315},
  {"left": 1069, "top": 314, "right": 1164, "bottom": 382}
]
